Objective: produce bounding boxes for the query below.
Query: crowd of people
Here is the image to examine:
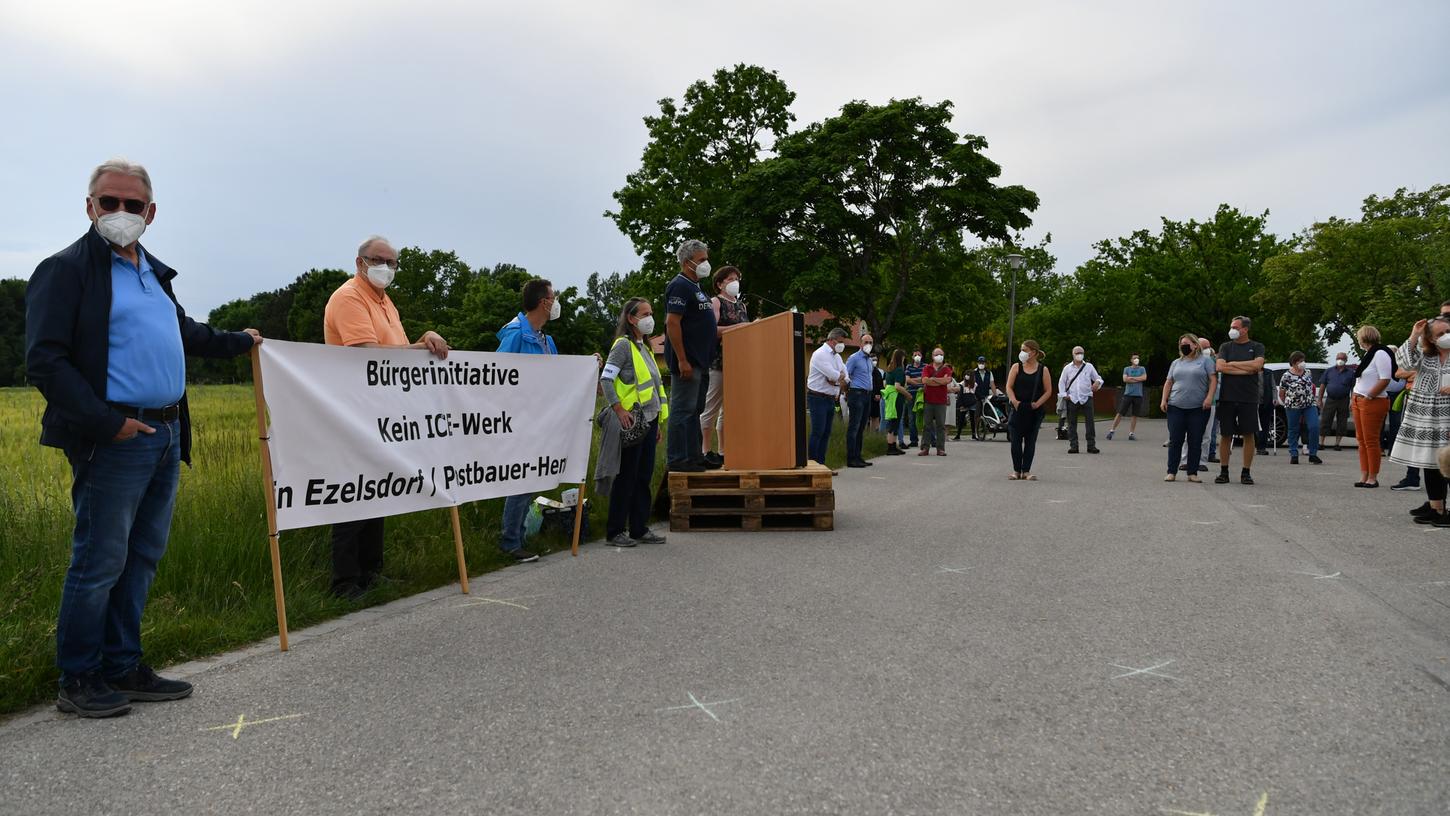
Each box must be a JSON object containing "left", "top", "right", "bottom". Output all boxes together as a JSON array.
[{"left": 24, "top": 160, "right": 1445, "bottom": 719}]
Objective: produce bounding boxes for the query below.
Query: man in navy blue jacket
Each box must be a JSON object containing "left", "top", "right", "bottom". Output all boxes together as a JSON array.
[{"left": 25, "top": 159, "right": 261, "bottom": 718}]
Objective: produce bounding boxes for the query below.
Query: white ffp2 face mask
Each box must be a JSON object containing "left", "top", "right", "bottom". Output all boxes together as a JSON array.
[
  {"left": 1073, "top": 353, "right": 1084, "bottom": 363},
  {"left": 862, "top": 344, "right": 873, "bottom": 354},
  {"left": 96, "top": 211, "right": 147, "bottom": 247},
  {"left": 1018, "top": 351, "right": 1030, "bottom": 363},
  {"left": 636, "top": 315, "right": 655, "bottom": 335},
  {"left": 724, "top": 280, "right": 740, "bottom": 298},
  {"left": 1228, "top": 328, "right": 1241, "bottom": 340},
  {"left": 1437, "top": 334, "right": 1450, "bottom": 350},
  {"left": 549, "top": 298, "right": 562, "bottom": 321},
  {"left": 694, "top": 260, "right": 711, "bottom": 280},
  {"left": 933, "top": 354, "right": 944, "bottom": 364},
  {"left": 365, "top": 264, "right": 395, "bottom": 288}
]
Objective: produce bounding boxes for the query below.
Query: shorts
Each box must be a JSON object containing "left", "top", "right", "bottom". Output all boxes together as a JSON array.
[
  {"left": 1217, "top": 400, "right": 1260, "bottom": 438},
  {"left": 1118, "top": 394, "right": 1143, "bottom": 416}
]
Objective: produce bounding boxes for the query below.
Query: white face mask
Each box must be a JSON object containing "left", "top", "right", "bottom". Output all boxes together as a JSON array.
[
  {"left": 933, "top": 354, "right": 944, "bottom": 364},
  {"left": 635, "top": 315, "right": 655, "bottom": 336},
  {"left": 912, "top": 355, "right": 922, "bottom": 364},
  {"left": 1437, "top": 334, "right": 1450, "bottom": 350},
  {"left": 724, "top": 280, "right": 740, "bottom": 298},
  {"left": 365, "top": 264, "right": 395, "bottom": 288},
  {"left": 95, "top": 211, "right": 147, "bottom": 247},
  {"left": 1131, "top": 358, "right": 1139, "bottom": 366},
  {"left": 1204, "top": 348, "right": 1214, "bottom": 357},
  {"left": 1336, "top": 359, "right": 1346, "bottom": 366},
  {"left": 1228, "top": 328, "right": 1242, "bottom": 340},
  {"left": 693, "top": 260, "right": 711, "bottom": 280},
  {"left": 1019, "top": 351, "right": 1030, "bottom": 363},
  {"left": 862, "top": 343, "right": 873, "bottom": 354},
  {"left": 1073, "top": 353, "right": 1084, "bottom": 363},
  {"left": 548, "top": 297, "right": 562, "bottom": 321}
]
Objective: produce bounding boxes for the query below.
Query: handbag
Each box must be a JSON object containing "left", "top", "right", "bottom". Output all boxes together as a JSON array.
[{"left": 618, "top": 404, "right": 650, "bottom": 448}]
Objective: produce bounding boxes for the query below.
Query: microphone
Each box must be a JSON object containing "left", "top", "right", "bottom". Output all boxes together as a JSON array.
[{"left": 751, "top": 293, "right": 797, "bottom": 314}]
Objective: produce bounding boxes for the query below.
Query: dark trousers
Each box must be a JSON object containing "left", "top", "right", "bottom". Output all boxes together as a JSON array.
[
  {"left": 1166, "top": 405, "right": 1206, "bottom": 475},
  {"left": 1066, "top": 399, "right": 1095, "bottom": 448},
  {"left": 846, "top": 390, "right": 871, "bottom": 462},
  {"left": 1426, "top": 468, "right": 1447, "bottom": 502},
  {"left": 903, "top": 399, "right": 919, "bottom": 446},
  {"left": 331, "top": 517, "right": 384, "bottom": 591},
  {"left": 1255, "top": 404, "right": 1274, "bottom": 450},
  {"left": 608, "top": 419, "right": 658, "bottom": 539},
  {"left": 1009, "top": 407, "right": 1045, "bottom": 472},
  {"left": 807, "top": 393, "right": 836, "bottom": 465}
]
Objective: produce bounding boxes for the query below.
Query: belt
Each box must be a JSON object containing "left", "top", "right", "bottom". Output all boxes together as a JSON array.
[
  {"left": 108, "top": 402, "right": 181, "bottom": 422},
  {"left": 808, "top": 389, "right": 837, "bottom": 400},
  {"left": 848, "top": 387, "right": 871, "bottom": 393}
]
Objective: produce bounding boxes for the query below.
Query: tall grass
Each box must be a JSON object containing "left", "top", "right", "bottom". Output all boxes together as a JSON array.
[{"left": 0, "top": 386, "right": 879, "bottom": 715}]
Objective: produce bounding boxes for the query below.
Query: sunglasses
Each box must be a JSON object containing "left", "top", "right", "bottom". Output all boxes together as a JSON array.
[{"left": 92, "top": 195, "right": 149, "bottom": 215}]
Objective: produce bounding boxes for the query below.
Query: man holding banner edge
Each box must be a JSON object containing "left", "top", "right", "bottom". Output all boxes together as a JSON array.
[{"left": 323, "top": 235, "right": 452, "bottom": 598}]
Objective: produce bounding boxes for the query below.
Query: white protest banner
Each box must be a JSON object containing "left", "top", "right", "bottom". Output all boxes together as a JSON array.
[{"left": 258, "top": 339, "right": 597, "bottom": 530}]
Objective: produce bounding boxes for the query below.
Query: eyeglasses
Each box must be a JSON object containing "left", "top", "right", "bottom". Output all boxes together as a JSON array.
[
  {"left": 360, "top": 255, "right": 400, "bottom": 269},
  {"left": 92, "top": 195, "right": 149, "bottom": 215}
]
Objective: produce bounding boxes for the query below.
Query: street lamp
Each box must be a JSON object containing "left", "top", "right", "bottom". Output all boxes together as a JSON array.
[{"left": 1004, "top": 253, "right": 1025, "bottom": 364}]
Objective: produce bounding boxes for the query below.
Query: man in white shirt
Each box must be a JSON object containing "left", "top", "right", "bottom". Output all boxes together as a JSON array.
[
  {"left": 807, "top": 328, "right": 849, "bottom": 466},
  {"left": 1058, "top": 345, "right": 1104, "bottom": 454}
]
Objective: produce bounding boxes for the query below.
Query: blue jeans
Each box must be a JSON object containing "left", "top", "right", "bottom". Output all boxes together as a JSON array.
[
  {"left": 903, "top": 398, "right": 919, "bottom": 446},
  {"left": 807, "top": 393, "right": 835, "bottom": 465},
  {"left": 846, "top": 390, "right": 871, "bottom": 462},
  {"left": 500, "top": 492, "right": 533, "bottom": 553},
  {"left": 1286, "top": 405, "right": 1320, "bottom": 457},
  {"left": 56, "top": 419, "right": 180, "bottom": 683},
  {"left": 666, "top": 367, "right": 708, "bottom": 467},
  {"left": 1166, "top": 405, "right": 1205, "bottom": 475}
]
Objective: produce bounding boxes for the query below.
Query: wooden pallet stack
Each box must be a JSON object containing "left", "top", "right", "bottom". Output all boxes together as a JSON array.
[{"left": 668, "top": 461, "right": 834, "bottom": 532}]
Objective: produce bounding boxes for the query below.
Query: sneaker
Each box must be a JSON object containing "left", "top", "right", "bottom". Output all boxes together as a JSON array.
[
  {"left": 1207, "top": 456, "right": 1220, "bottom": 463},
  {"left": 107, "top": 664, "right": 193, "bottom": 702},
  {"left": 1241, "top": 473, "right": 1255, "bottom": 485},
  {"left": 692, "top": 457, "right": 723, "bottom": 471},
  {"left": 635, "top": 530, "right": 667, "bottom": 545},
  {"left": 1087, "top": 447, "right": 1100, "bottom": 454},
  {"left": 671, "top": 461, "right": 706, "bottom": 473},
  {"left": 608, "top": 532, "right": 637, "bottom": 547},
  {"left": 506, "top": 548, "right": 541, "bottom": 563},
  {"left": 1068, "top": 448, "right": 1080, "bottom": 454},
  {"left": 1106, "top": 430, "right": 1115, "bottom": 441},
  {"left": 1410, "top": 502, "right": 1435, "bottom": 518},
  {"left": 1308, "top": 455, "right": 1323, "bottom": 465},
  {"left": 1433, "top": 514, "right": 1450, "bottom": 529},
  {"left": 1391, "top": 481, "right": 1421, "bottom": 492},
  {"left": 1414, "top": 512, "right": 1444, "bottom": 525},
  {"left": 1290, "top": 457, "right": 1299, "bottom": 465},
  {"left": 56, "top": 674, "right": 132, "bottom": 718},
  {"left": 847, "top": 460, "right": 867, "bottom": 468},
  {"left": 1214, "top": 472, "right": 1230, "bottom": 484},
  {"left": 331, "top": 582, "right": 367, "bottom": 601},
  {"left": 918, "top": 449, "right": 930, "bottom": 456},
  {"left": 1128, "top": 433, "right": 1136, "bottom": 441},
  {"left": 703, "top": 452, "right": 724, "bottom": 466}
]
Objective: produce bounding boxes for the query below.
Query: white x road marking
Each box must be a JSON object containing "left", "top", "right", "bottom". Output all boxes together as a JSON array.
[
  {"left": 1110, "top": 660, "right": 1180, "bottom": 680},
  {"left": 938, "top": 567, "right": 971, "bottom": 574},
  {"left": 453, "top": 594, "right": 542, "bottom": 610},
  {"left": 1293, "top": 571, "right": 1341, "bottom": 580},
  {"left": 656, "top": 691, "right": 740, "bottom": 723}
]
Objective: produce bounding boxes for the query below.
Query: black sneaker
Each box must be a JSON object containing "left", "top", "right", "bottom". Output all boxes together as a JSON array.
[
  {"left": 703, "top": 452, "right": 724, "bottom": 467},
  {"left": 1241, "top": 473, "right": 1255, "bottom": 485},
  {"left": 1411, "top": 502, "right": 1436, "bottom": 518},
  {"left": 1068, "top": 448, "right": 1080, "bottom": 454},
  {"left": 1391, "top": 481, "right": 1421, "bottom": 492},
  {"left": 108, "top": 664, "right": 193, "bottom": 702},
  {"left": 1290, "top": 457, "right": 1299, "bottom": 465},
  {"left": 1087, "top": 447, "right": 1101, "bottom": 454},
  {"left": 1308, "top": 455, "right": 1323, "bottom": 464},
  {"left": 1206, "top": 456, "right": 1220, "bottom": 463},
  {"left": 56, "top": 674, "right": 131, "bottom": 718},
  {"left": 692, "top": 457, "right": 723, "bottom": 471},
  {"left": 1433, "top": 514, "right": 1450, "bottom": 529},
  {"left": 847, "top": 461, "right": 867, "bottom": 468},
  {"left": 506, "top": 549, "right": 541, "bottom": 563},
  {"left": 1414, "top": 512, "right": 1444, "bottom": 525},
  {"left": 671, "top": 461, "right": 706, "bottom": 473},
  {"left": 1214, "top": 472, "right": 1230, "bottom": 484}
]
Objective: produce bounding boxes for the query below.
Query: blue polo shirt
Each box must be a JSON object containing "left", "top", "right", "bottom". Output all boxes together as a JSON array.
[
  {"left": 846, "top": 350, "right": 874, "bottom": 389},
  {"left": 106, "top": 248, "right": 185, "bottom": 407}
]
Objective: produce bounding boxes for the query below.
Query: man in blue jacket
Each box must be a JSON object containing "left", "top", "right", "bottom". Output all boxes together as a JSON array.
[
  {"left": 493, "top": 278, "right": 561, "bottom": 562},
  {"left": 25, "top": 159, "right": 261, "bottom": 718}
]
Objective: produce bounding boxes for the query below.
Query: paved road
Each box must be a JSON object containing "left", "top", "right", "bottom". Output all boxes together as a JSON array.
[{"left": 3, "top": 420, "right": 1449, "bottom": 815}]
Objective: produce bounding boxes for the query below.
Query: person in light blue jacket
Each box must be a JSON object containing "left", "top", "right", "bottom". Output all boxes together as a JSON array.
[{"left": 493, "top": 279, "right": 560, "bottom": 561}]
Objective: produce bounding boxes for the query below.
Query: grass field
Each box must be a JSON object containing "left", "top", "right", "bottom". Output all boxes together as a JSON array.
[{"left": 0, "top": 385, "right": 882, "bottom": 716}]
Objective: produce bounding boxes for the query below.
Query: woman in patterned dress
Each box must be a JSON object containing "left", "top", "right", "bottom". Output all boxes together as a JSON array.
[
  {"left": 1391, "top": 317, "right": 1450, "bottom": 525},
  {"left": 1277, "top": 351, "right": 1322, "bottom": 465}
]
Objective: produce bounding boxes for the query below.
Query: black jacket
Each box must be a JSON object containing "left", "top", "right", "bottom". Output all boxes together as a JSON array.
[{"left": 24, "top": 227, "right": 255, "bottom": 465}]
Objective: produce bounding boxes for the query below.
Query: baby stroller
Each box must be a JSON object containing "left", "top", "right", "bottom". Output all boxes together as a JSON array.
[{"left": 978, "top": 394, "right": 1013, "bottom": 440}]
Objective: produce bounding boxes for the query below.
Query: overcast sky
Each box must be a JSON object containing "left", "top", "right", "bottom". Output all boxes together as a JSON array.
[{"left": 3, "top": 1, "right": 1447, "bottom": 323}]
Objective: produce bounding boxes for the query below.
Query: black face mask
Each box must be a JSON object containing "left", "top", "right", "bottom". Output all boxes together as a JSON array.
[{"left": 1180, "top": 344, "right": 1192, "bottom": 355}]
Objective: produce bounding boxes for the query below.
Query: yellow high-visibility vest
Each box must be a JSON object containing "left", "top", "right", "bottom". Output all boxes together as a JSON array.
[{"left": 612, "top": 336, "right": 669, "bottom": 421}]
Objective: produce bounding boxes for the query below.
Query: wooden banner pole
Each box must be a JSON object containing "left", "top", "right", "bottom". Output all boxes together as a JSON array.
[
  {"left": 570, "top": 481, "right": 588, "bottom": 557},
  {"left": 249, "top": 347, "right": 290, "bottom": 652},
  {"left": 449, "top": 506, "right": 471, "bottom": 594}
]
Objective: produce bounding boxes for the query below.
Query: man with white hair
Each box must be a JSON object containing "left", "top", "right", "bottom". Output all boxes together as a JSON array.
[
  {"left": 663, "top": 239, "right": 719, "bottom": 473},
  {"left": 323, "top": 236, "right": 451, "bottom": 596},
  {"left": 1058, "top": 345, "right": 1104, "bottom": 454},
  {"left": 26, "top": 159, "right": 262, "bottom": 717}
]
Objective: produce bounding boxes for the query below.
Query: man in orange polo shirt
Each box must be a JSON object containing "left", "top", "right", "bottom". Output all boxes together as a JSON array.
[{"left": 323, "top": 235, "right": 450, "bottom": 599}]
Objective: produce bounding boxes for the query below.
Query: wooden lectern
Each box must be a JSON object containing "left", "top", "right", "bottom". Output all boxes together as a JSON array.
[{"left": 720, "top": 311, "right": 807, "bottom": 470}]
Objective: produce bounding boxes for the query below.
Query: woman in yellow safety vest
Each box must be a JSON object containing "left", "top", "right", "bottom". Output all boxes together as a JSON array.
[{"left": 599, "top": 297, "right": 669, "bottom": 546}]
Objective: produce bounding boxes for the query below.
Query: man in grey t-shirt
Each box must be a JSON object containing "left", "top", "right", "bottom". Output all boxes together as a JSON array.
[{"left": 1107, "top": 354, "right": 1147, "bottom": 441}]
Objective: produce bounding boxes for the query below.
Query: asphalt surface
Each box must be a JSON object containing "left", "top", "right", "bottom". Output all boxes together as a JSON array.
[{"left": 3, "top": 419, "right": 1449, "bottom": 815}]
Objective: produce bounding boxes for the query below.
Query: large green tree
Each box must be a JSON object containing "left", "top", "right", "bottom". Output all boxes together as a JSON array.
[
  {"left": 724, "top": 97, "right": 1039, "bottom": 348},
  {"left": 285, "top": 268, "right": 349, "bottom": 344},
  {"left": 0, "top": 278, "right": 27, "bottom": 386},
  {"left": 607, "top": 64, "right": 797, "bottom": 291},
  {"left": 1019, "top": 205, "right": 1320, "bottom": 382},
  {"left": 1257, "top": 184, "right": 1450, "bottom": 347}
]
